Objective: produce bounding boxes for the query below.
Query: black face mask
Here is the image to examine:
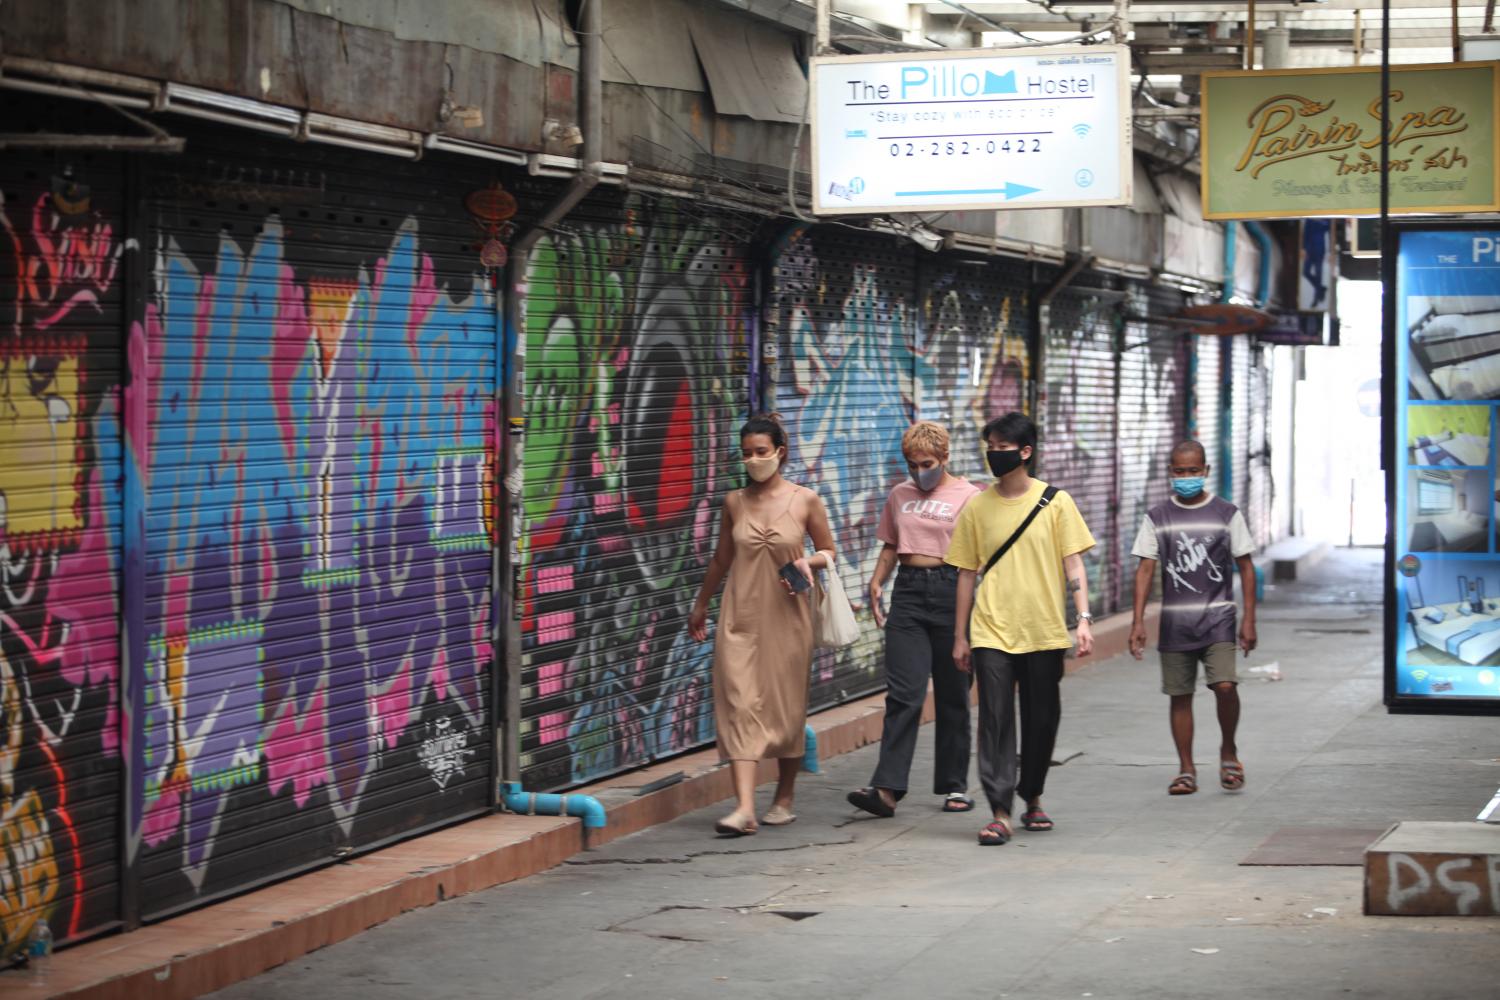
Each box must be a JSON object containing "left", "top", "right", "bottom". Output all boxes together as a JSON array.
[{"left": 987, "top": 449, "right": 1025, "bottom": 478}]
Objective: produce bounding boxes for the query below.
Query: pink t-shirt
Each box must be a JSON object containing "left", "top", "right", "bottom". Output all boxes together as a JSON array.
[{"left": 876, "top": 477, "right": 983, "bottom": 558}]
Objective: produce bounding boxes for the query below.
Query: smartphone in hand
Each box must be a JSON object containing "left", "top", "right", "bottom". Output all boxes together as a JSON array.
[{"left": 779, "top": 561, "right": 811, "bottom": 593}]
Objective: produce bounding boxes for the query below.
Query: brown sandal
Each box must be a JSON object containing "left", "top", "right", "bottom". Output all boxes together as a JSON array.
[{"left": 1168, "top": 773, "right": 1198, "bottom": 795}]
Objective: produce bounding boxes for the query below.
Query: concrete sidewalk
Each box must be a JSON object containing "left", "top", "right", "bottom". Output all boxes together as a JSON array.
[{"left": 204, "top": 547, "right": 1500, "bottom": 1000}]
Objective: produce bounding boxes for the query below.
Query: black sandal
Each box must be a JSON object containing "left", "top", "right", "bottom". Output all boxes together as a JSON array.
[
  {"left": 942, "top": 794, "right": 975, "bottom": 813},
  {"left": 847, "top": 787, "right": 895, "bottom": 818},
  {"left": 1021, "top": 807, "right": 1054, "bottom": 832},
  {"left": 977, "top": 820, "right": 1012, "bottom": 846}
]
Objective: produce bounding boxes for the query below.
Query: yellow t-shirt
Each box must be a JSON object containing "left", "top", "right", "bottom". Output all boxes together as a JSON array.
[{"left": 944, "top": 479, "right": 1096, "bottom": 654}]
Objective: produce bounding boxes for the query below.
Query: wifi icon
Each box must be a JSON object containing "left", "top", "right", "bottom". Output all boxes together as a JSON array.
[{"left": 1072, "top": 123, "right": 1092, "bottom": 138}]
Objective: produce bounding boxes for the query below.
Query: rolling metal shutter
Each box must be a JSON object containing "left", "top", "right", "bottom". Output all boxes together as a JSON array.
[
  {"left": 140, "top": 129, "right": 496, "bottom": 917},
  {"left": 518, "top": 192, "right": 754, "bottom": 790},
  {"left": 1229, "top": 335, "right": 1252, "bottom": 507},
  {"left": 771, "top": 227, "right": 915, "bottom": 711},
  {"left": 1116, "top": 283, "right": 1191, "bottom": 610},
  {"left": 1043, "top": 279, "right": 1119, "bottom": 616},
  {"left": 1192, "top": 334, "right": 1223, "bottom": 498},
  {"left": 0, "top": 149, "right": 125, "bottom": 955},
  {"left": 1247, "top": 347, "right": 1274, "bottom": 548},
  {"left": 916, "top": 255, "right": 1033, "bottom": 479}
]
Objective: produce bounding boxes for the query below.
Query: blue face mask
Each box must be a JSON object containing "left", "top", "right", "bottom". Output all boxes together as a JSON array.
[{"left": 1171, "top": 477, "right": 1206, "bottom": 499}]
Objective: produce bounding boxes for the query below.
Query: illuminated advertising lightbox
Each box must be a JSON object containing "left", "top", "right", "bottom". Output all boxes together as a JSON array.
[
  {"left": 1389, "top": 225, "right": 1500, "bottom": 713},
  {"left": 809, "top": 45, "right": 1132, "bottom": 215}
]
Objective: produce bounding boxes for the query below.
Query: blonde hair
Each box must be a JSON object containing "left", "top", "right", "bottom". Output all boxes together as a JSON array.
[{"left": 901, "top": 421, "right": 950, "bottom": 462}]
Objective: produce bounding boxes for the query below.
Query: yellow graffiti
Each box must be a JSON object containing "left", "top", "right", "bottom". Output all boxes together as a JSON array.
[
  {"left": 0, "top": 351, "right": 83, "bottom": 544},
  {"left": 0, "top": 652, "right": 57, "bottom": 954}
]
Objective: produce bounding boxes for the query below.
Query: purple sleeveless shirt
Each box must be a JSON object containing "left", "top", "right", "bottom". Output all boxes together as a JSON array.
[{"left": 1148, "top": 496, "right": 1240, "bottom": 652}]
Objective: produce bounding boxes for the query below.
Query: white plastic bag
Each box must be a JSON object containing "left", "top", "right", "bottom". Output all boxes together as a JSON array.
[{"left": 812, "top": 555, "right": 859, "bottom": 649}]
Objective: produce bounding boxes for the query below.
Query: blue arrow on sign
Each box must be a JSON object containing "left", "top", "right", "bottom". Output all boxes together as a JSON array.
[{"left": 894, "top": 182, "right": 1043, "bottom": 199}]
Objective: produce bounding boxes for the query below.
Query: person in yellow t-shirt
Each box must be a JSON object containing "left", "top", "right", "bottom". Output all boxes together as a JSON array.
[{"left": 945, "top": 412, "right": 1096, "bottom": 846}]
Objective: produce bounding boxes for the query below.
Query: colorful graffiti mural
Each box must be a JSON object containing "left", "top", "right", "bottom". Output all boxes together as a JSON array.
[
  {"left": 138, "top": 209, "right": 493, "bottom": 910},
  {"left": 519, "top": 198, "right": 752, "bottom": 789},
  {"left": 0, "top": 176, "right": 124, "bottom": 958},
  {"left": 916, "top": 264, "right": 1031, "bottom": 480}
]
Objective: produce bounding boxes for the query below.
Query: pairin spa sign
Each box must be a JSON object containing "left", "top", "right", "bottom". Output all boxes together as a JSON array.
[
  {"left": 809, "top": 46, "right": 1132, "bottom": 215},
  {"left": 1201, "top": 62, "right": 1500, "bottom": 220}
]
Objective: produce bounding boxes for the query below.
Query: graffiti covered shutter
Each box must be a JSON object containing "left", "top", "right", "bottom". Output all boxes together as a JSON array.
[
  {"left": 1116, "top": 284, "right": 1190, "bottom": 609},
  {"left": 771, "top": 227, "right": 915, "bottom": 710},
  {"left": 0, "top": 150, "right": 126, "bottom": 955},
  {"left": 1247, "top": 347, "right": 1274, "bottom": 547},
  {"left": 916, "top": 256, "right": 1032, "bottom": 481},
  {"left": 1043, "top": 284, "right": 1119, "bottom": 616},
  {"left": 140, "top": 134, "right": 496, "bottom": 917},
  {"left": 1229, "top": 335, "right": 1252, "bottom": 506},
  {"left": 1192, "top": 334, "right": 1223, "bottom": 497},
  {"left": 518, "top": 192, "right": 754, "bottom": 790}
]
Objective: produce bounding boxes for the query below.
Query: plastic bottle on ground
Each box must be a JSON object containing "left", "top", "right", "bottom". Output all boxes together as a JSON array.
[{"left": 27, "top": 917, "right": 53, "bottom": 986}]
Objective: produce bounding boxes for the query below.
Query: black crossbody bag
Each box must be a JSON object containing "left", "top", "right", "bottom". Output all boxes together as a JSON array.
[{"left": 981, "top": 486, "right": 1059, "bottom": 576}]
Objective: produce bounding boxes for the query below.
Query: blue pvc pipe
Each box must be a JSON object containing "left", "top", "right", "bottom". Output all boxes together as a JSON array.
[
  {"left": 500, "top": 782, "right": 608, "bottom": 829},
  {"left": 1220, "top": 221, "right": 1238, "bottom": 304},
  {"left": 802, "top": 725, "right": 820, "bottom": 774},
  {"left": 1243, "top": 221, "right": 1274, "bottom": 308}
]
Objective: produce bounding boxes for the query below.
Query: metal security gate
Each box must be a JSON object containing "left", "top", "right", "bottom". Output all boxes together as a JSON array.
[
  {"left": 1229, "top": 335, "right": 1252, "bottom": 507},
  {"left": 1043, "top": 279, "right": 1119, "bottom": 616},
  {"left": 1192, "top": 334, "right": 1223, "bottom": 498},
  {"left": 140, "top": 129, "right": 496, "bottom": 917},
  {"left": 0, "top": 147, "right": 125, "bottom": 956},
  {"left": 771, "top": 227, "right": 915, "bottom": 712},
  {"left": 1116, "top": 283, "right": 1191, "bottom": 610},
  {"left": 1247, "top": 347, "right": 1275, "bottom": 547},
  {"left": 519, "top": 192, "right": 754, "bottom": 790},
  {"left": 916, "top": 255, "right": 1033, "bottom": 480}
]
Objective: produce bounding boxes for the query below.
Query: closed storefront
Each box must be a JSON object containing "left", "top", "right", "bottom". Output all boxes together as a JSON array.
[
  {"left": 1228, "top": 336, "right": 1253, "bottom": 507},
  {"left": 1043, "top": 282, "right": 1119, "bottom": 615},
  {"left": 139, "top": 128, "right": 496, "bottom": 916},
  {"left": 770, "top": 227, "right": 915, "bottom": 710},
  {"left": 0, "top": 145, "right": 126, "bottom": 955},
  {"left": 519, "top": 193, "right": 754, "bottom": 790},
  {"left": 1116, "top": 283, "right": 1191, "bottom": 610},
  {"left": 915, "top": 256, "right": 1033, "bottom": 479},
  {"left": 1193, "top": 334, "right": 1223, "bottom": 499},
  {"left": 1247, "top": 347, "right": 1275, "bottom": 547}
]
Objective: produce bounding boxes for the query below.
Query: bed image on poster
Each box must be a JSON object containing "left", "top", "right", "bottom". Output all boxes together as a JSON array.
[{"left": 1392, "top": 226, "right": 1500, "bottom": 711}]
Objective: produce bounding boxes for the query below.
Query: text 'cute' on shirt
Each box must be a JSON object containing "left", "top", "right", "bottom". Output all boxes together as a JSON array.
[{"left": 876, "top": 477, "right": 983, "bottom": 558}]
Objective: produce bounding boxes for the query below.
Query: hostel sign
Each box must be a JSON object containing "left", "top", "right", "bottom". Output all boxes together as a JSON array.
[
  {"left": 810, "top": 46, "right": 1132, "bottom": 215},
  {"left": 1201, "top": 62, "right": 1500, "bottom": 220}
]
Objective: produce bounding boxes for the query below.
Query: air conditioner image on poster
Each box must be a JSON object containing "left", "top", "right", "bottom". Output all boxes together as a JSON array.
[
  {"left": 1406, "top": 403, "right": 1492, "bottom": 467},
  {"left": 1407, "top": 295, "right": 1500, "bottom": 400},
  {"left": 1406, "top": 469, "right": 1490, "bottom": 553}
]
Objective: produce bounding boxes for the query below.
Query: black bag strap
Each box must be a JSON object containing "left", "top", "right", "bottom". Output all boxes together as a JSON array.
[{"left": 981, "top": 486, "right": 1059, "bottom": 576}]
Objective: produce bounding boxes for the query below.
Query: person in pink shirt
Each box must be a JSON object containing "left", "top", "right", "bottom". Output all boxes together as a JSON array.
[{"left": 848, "top": 422, "right": 983, "bottom": 818}]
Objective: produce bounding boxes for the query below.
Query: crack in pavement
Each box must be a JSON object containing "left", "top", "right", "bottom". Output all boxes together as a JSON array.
[{"left": 565, "top": 836, "right": 857, "bottom": 866}]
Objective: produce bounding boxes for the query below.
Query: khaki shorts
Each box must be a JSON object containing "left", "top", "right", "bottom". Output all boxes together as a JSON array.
[{"left": 1160, "top": 642, "right": 1238, "bottom": 696}]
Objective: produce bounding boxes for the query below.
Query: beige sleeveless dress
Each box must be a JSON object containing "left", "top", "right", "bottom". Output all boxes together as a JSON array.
[{"left": 712, "top": 487, "right": 815, "bottom": 761}]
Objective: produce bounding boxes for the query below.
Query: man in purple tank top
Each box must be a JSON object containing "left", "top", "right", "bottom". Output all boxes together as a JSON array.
[{"left": 1128, "top": 441, "right": 1257, "bottom": 797}]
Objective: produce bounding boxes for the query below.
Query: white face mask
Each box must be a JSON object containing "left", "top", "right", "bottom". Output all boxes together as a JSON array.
[{"left": 744, "top": 452, "right": 781, "bottom": 483}]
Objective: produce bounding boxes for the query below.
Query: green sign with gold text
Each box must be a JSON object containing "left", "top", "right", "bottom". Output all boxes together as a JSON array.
[{"left": 1201, "top": 62, "right": 1500, "bottom": 220}]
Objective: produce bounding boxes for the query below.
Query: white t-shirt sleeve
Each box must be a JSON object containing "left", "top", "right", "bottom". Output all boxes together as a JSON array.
[
  {"left": 1228, "top": 510, "right": 1255, "bottom": 558},
  {"left": 1130, "top": 514, "right": 1159, "bottom": 560}
]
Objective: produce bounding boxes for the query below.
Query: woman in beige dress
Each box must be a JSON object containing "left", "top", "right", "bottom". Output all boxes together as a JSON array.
[{"left": 689, "top": 414, "right": 836, "bottom": 836}]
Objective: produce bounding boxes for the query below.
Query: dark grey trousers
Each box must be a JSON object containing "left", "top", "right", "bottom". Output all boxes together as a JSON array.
[
  {"left": 974, "top": 647, "right": 1065, "bottom": 816},
  {"left": 869, "top": 565, "right": 972, "bottom": 796}
]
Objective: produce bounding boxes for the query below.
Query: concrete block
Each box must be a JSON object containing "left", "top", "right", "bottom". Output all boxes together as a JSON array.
[{"left": 1364, "top": 821, "right": 1500, "bottom": 916}]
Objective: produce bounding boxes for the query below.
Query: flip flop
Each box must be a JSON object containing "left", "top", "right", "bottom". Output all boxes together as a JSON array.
[
  {"left": 847, "top": 787, "right": 895, "bottom": 818},
  {"left": 761, "top": 805, "right": 797, "bottom": 826},
  {"left": 942, "top": 794, "right": 975, "bottom": 813},
  {"left": 713, "top": 813, "right": 758, "bottom": 837},
  {"left": 1021, "top": 807, "right": 1054, "bottom": 831},
  {"left": 1168, "top": 773, "right": 1198, "bottom": 796},
  {"left": 1220, "top": 761, "right": 1245, "bottom": 792},
  {"left": 977, "top": 820, "right": 1012, "bottom": 846}
]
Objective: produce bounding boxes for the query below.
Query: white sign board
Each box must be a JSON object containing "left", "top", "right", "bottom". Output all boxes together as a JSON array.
[{"left": 810, "top": 46, "right": 1133, "bottom": 215}]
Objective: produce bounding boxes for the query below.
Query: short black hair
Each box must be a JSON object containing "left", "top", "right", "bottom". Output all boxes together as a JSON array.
[
  {"left": 1170, "top": 440, "right": 1208, "bottom": 465},
  {"left": 982, "top": 412, "right": 1036, "bottom": 457}
]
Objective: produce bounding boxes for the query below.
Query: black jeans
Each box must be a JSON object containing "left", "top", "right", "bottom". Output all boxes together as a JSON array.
[
  {"left": 869, "top": 565, "right": 973, "bottom": 796},
  {"left": 974, "top": 647, "right": 1065, "bottom": 817}
]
